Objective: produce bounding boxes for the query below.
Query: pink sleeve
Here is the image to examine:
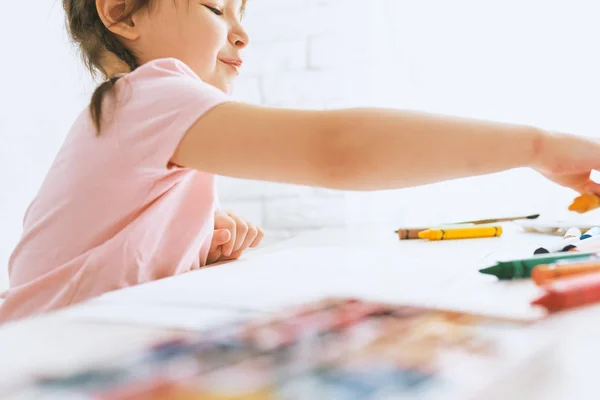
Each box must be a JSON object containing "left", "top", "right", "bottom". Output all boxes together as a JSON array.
[{"left": 116, "top": 58, "right": 231, "bottom": 171}]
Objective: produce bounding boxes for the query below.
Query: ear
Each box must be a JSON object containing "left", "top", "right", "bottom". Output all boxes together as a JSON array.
[{"left": 96, "top": 0, "right": 140, "bottom": 41}]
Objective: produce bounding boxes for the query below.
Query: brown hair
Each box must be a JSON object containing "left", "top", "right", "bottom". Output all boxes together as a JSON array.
[{"left": 62, "top": 0, "right": 151, "bottom": 132}]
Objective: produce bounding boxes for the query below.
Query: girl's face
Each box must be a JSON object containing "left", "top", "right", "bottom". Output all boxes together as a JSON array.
[{"left": 131, "top": 0, "right": 248, "bottom": 94}]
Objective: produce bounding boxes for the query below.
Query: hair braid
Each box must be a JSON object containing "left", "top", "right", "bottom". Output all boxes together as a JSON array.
[{"left": 62, "top": 0, "right": 150, "bottom": 132}]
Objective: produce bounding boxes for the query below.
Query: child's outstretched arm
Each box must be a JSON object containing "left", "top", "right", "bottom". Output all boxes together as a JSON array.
[{"left": 172, "top": 103, "right": 600, "bottom": 194}]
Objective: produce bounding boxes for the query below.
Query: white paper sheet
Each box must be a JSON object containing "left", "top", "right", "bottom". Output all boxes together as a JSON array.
[{"left": 73, "top": 236, "right": 547, "bottom": 328}]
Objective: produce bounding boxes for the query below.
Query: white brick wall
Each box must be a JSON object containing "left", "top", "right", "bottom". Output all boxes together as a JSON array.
[
  {"left": 222, "top": 0, "right": 380, "bottom": 244},
  {"left": 222, "top": 0, "right": 600, "bottom": 246}
]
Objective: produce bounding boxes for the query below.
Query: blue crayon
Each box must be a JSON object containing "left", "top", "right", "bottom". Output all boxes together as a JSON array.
[
  {"left": 580, "top": 227, "right": 600, "bottom": 240},
  {"left": 554, "top": 227, "right": 600, "bottom": 252}
]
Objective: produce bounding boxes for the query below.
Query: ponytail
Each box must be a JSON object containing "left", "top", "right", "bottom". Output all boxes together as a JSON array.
[
  {"left": 62, "top": 0, "right": 150, "bottom": 134},
  {"left": 88, "top": 23, "right": 141, "bottom": 133},
  {"left": 90, "top": 76, "right": 121, "bottom": 132}
]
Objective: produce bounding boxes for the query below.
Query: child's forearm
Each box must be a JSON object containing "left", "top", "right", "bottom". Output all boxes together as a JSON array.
[
  {"left": 320, "top": 108, "right": 542, "bottom": 190},
  {"left": 176, "top": 103, "right": 554, "bottom": 192}
]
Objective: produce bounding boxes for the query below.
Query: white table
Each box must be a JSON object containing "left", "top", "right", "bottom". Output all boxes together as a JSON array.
[{"left": 0, "top": 226, "right": 598, "bottom": 399}]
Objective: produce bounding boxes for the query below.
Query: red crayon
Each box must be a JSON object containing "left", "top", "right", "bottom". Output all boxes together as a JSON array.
[{"left": 532, "top": 272, "right": 600, "bottom": 312}]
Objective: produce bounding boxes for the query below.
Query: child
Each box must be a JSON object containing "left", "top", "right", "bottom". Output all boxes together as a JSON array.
[{"left": 3, "top": 0, "right": 600, "bottom": 324}]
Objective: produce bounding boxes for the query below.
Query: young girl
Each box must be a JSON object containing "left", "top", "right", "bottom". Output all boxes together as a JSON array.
[{"left": 3, "top": 0, "right": 600, "bottom": 323}]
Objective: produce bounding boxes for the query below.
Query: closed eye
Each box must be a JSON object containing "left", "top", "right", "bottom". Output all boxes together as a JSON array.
[{"left": 204, "top": 4, "right": 223, "bottom": 16}]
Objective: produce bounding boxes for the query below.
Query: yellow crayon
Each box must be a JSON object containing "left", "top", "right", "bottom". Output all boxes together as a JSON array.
[{"left": 418, "top": 226, "right": 502, "bottom": 240}]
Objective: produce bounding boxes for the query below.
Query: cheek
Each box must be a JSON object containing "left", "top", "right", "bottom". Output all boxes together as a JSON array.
[
  {"left": 140, "top": 15, "right": 189, "bottom": 58},
  {"left": 185, "top": 20, "right": 227, "bottom": 64},
  {"left": 141, "top": 8, "right": 225, "bottom": 66}
]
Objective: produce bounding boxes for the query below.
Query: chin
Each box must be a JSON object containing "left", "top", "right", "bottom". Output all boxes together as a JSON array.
[{"left": 204, "top": 75, "right": 235, "bottom": 95}]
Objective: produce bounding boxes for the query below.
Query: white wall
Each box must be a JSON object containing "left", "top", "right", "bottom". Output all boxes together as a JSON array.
[
  {"left": 354, "top": 0, "right": 600, "bottom": 227},
  {"left": 0, "top": 1, "right": 95, "bottom": 289},
  {"left": 221, "top": 0, "right": 378, "bottom": 243}
]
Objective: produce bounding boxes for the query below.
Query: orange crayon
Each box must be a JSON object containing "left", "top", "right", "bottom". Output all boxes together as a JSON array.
[
  {"left": 569, "top": 193, "right": 600, "bottom": 214},
  {"left": 532, "top": 260, "right": 600, "bottom": 285},
  {"left": 532, "top": 272, "right": 600, "bottom": 312}
]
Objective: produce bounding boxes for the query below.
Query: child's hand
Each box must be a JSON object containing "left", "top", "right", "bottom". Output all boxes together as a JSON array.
[
  {"left": 533, "top": 132, "right": 600, "bottom": 195},
  {"left": 206, "top": 210, "right": 264, "bottom": 265}
]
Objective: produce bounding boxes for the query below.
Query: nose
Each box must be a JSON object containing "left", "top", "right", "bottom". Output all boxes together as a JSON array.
[{"left": 229, "top": 22, "right": 249, "bottom": 49}]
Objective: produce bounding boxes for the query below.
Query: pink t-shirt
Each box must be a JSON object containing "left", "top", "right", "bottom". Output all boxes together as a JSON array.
[{"left": 0, "top": 58, "right": 230, "bottom": 323}]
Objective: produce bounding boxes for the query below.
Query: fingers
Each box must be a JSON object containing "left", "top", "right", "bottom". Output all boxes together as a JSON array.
[
  {"left": 227, "top": 212, "right": 249, "bottom": 255},
  {"left": 220, "top": 226, "right": 265, "bottom": 261},
  {"left": 213, "top": 210, "right": 265, "bottom": 260},
  {"left": 570, "top": 177, "right": 600, "bottom": 196},
  {"left": 209, "top": 229, "right": 231, "bottom": 253},
  {"left": 219, "top": 249, "right": 243, "bottom": 261},
  {"left": 237, "top": 220, "right": 259, "bottom": 254},
  {"left": 206, "top": 246, "right": 223, "bottom": 265},
  {"left": 215, "top": 211, "right": 237, "bottom": 257},
  {"left": 250, "top": 227, "right": 265, "bottom": 248},
  {"left": 584, "top": 180, "right": 600, "bottom": 196},
  {"left": 207, "top": 227, "right": 232, "bottom": 265},
  {"left": 542, "top": 171, "right": 594, "bottom": 195}
]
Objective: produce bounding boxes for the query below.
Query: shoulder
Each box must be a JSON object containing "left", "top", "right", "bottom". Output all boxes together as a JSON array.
[
  {"left": 127, "top": 58, "right": 203, "bottom": 85},
  {"left": 120, "top": 58, "right": 227, "bottom": 100}
]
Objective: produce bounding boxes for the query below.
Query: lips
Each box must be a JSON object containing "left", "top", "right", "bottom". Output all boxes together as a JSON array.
[{"left": 219, "top": 58, "right": 243, "bottom": 73}]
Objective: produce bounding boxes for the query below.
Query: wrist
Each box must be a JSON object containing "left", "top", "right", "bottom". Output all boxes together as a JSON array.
[{"left": 525, "top": 126, "right": 550, "bottom": 171}]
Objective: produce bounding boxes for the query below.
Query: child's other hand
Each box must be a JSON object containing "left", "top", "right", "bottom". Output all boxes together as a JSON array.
[{"left": 206, "top": 210, "right": 264, "bottom": 265}]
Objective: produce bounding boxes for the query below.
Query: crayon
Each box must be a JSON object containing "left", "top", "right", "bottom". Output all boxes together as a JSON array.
[
  {"left": 565, "top": 227, "right": 583, "bottom": 239},
  {"left": 395, "top": 225, "right": 477, "bottom": 240},
  {"left": 394, "top": 214, "right": 538, "bottom": 240},
  {"left": 534, "top": 238, "right": 579, "bottom": 255},
  {"left": 562, "top": 231, "right": 600, "bottom": 252},
  {"left": 532, "top": 260, "right": 600, "bottom": 285},
  {"left": 564, "top": 235, "right": 600, "bottom": 253},
  {"left": 532, "top": 272, "right": 600, "bottom": 312},
  {"left": 537, "top": 254, "right": 600, "bottom": 268},
  {"left": 451, "top": 213, "right": 539, "bottom": 225},
  {"left": 418, "top": 226, "right": 502, "bottom": 241},
  {"left": 533, "top": 227, "right": 581, "bottom": 254},
  {"left": 479, "top": 251, "right": 598, "bottom": 280},
  {"left": 396, "top": 228, "right": 429, "bottom": 240},
  {"left": 569, "top": 193, "right": 600, "bottom": 214},
  {"left": 579, "top": 226, "right": 600, "bottom": 240}
]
